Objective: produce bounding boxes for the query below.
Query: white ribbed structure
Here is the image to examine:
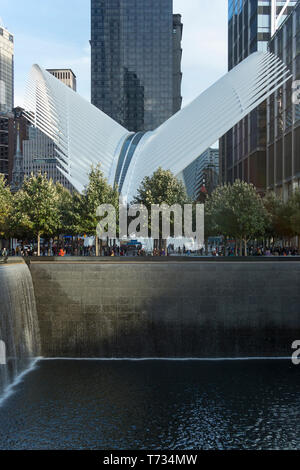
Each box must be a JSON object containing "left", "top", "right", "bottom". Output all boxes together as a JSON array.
[
  {"left": 271, "top": 0, "right": 296, "bottom": 35},
  {"left": 24, "top": 52, "right": 291, "bottom": 198},
  {"left": 24, "top": 65, "right": 129, "bottom": 192}
]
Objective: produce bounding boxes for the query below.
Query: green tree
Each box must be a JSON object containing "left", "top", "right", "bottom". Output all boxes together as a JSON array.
[
  {"left": 11, "top": 173, "right": 60, "bottom": 256},
  {"left": 264, "top": 191, "right": 295, "bottom": 241},
  {"left": 0, "top": 175, "right": 12, "bottom": 239},
  {"left": 9, "top": 190, "right": 33, "bottom": 241},
  {"left": 55, "top": 183, "right": 82, "bottom": 236},
  {"left": 289, "top": 189, "right": 300, "bottom": 247},
  {"left": 133, "top": 167, "right": 188, "bottom": 207},
  {"left": 263, "top": 192, "right": 293, "bottom": 239},
  {"left": 263, "top": 192, "right": 281, "bottom": 241},
  {"left": 205, "top": 180, "right": 268, "bottom": 256},
  {"left": 133, "top": 167, "right": 189, "bottom": 252},
  {"left": 70, "top": 191, "right": 86, "bottom": 235},
  {"left": 82, "top": 165, "right": 119, "bottom": 256}
]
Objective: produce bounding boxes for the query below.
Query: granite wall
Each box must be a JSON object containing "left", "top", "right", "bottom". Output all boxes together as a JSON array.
[{"left": 29, "top": 260, "right": 300, "bottom": 358}]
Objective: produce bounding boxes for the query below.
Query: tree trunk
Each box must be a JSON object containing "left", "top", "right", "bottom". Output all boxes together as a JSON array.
[
  {"left": 100, "top": 239, "right": 103, "bottom": 257},
  {"left": 95, "top": 235, "right": 99, "bottom": 257},
  {"left": 37, "top": 232, "right": 41, "bottom": 257},
  {"left": 235, "top": 241, "right": 238, "bottom": 256},
  {"left": 244, "top": 239, "right": 248, "bottom": 257}
]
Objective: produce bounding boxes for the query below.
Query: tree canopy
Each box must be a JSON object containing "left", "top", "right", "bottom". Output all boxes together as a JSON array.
[
  {"left": 1, "top": 166, "right": 300, "bottom": 256},
  {"left": 133, "top": 167, "right": 189, "bottom": 249},
  {"left": 133, "top": 167, "right": 188, "bottom": 207},
  {"left": 81, "top": 165, "right": 119, "bottom": 254},
  {"left": 205, "top": 180, "right": 268, "bottom": 254},
  {"left": 11, "top": 173, "right": 60, "bottom": 255},
  {"left": 0, "top": 175, "right": 12, "bottom": 238}
]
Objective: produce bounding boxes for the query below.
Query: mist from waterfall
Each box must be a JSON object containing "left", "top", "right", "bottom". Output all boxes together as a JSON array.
[{"left": 0, "top": 261, "right": 41, "bottom": 400}]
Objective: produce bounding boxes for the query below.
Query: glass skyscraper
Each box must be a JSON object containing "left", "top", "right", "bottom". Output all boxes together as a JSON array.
[
  {"left": 267, "top": 1, "right": 300, "bottom": 200},
  {"left": 91, "top": 0, "right": 182, "bottom": 132},
  {"left": 220, "top": 0, "right": 296, "bottom": 191},
  {"left": 0, "top": 25, "right": 14, "bottom": 177},
  {"left": 0, "top": 25, "right": 14, "bottom": 113}
]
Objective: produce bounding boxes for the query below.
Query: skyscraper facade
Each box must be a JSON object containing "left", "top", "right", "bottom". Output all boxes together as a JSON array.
[
  {"left": 0, "top": 25, "right": 14, "bottom": 113},
  {"left": 0, "top": 107, "right": 28, "bottom": 182},
  {"left": 23, "top": 126, "right": 73, "bottom": 190},
  {"left": 220, "top": 0, "right": 296, "bottom": 191},
  {"left": 8, "top": 107, "right": 28, "bottom": 183},
  {"left": 172, "top": 14, "right": 183, "bottom": 115},
  {"left": 91, "top": 0, "right": 182, "bottom": 132},
  {"left": 182, "top": 148, "right": 219, "bottom": 200},
  {"left": 267, "top": 1, "right": 300, "bottom": 199},
  {"left": 0, "top": 25, "right": 14, "bottom": 178},
  {"left": 0, "top": 111, "right": 13, "bottom": 177}
]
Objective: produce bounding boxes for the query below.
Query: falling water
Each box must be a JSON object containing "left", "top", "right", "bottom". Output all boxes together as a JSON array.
[{"left": 0, "top": 260, "right": 41, "bottom": 399}]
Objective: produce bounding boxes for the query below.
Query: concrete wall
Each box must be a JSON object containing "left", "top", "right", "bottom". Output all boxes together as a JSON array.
[{"left": 29, "top": 260, "right": 300, "bottom": 358}]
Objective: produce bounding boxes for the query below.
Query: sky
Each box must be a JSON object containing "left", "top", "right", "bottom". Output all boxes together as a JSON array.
[{"left": 0, "top": 0, "right": 228, "bottom": 108}]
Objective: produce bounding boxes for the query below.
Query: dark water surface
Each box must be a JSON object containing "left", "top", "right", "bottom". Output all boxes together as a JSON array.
[{"left": 0, "top": 359, "right": 299, "bottom": 450}]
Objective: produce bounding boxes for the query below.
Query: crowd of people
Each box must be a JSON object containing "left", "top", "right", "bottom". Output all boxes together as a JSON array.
[
  {"left": 1, "top": 242, "right": 299, "bottom": 258},
  {"left": 209, "top": 245, "right": 299, "bottom": 257}
]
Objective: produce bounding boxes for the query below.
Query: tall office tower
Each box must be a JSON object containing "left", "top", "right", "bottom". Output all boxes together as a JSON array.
[
  {"left": 0, "top": 112, "right": 13, "bottom": 177},
  {"left": 267, "top": 2, "right": 300, "bottom": 200},
  {"left": 181, "top": 148, "right": 219, "bottom": 200},
  {"left": 91, "top": 0, "right": 182, "bottom": 132},
  {"left": 172, "top": 14, "right": 183, "bottom": 115},
  {"left": 0, "top": 107, "right": 28, "bottom": 182},
  {"left": 219, "top": 0, "right": 296, "bottom": 191},
  {"left": 46, "top": 69, "right": 77, "bottom": 91},
  {"left": 0, "top": 25, "right": 14, "bottom": 178},
  {"left": 0, "top": 25, "right": 14, "bottom": 113}
]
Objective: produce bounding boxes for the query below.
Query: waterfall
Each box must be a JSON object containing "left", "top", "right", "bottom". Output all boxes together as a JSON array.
[{"left": 0, "top": 260, "right": 41, "bottom": 398}]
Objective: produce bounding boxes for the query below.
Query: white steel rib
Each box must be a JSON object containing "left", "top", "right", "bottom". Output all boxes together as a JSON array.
[{"left": 24, "top": 51, "right": 291, "bottom": 198}]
